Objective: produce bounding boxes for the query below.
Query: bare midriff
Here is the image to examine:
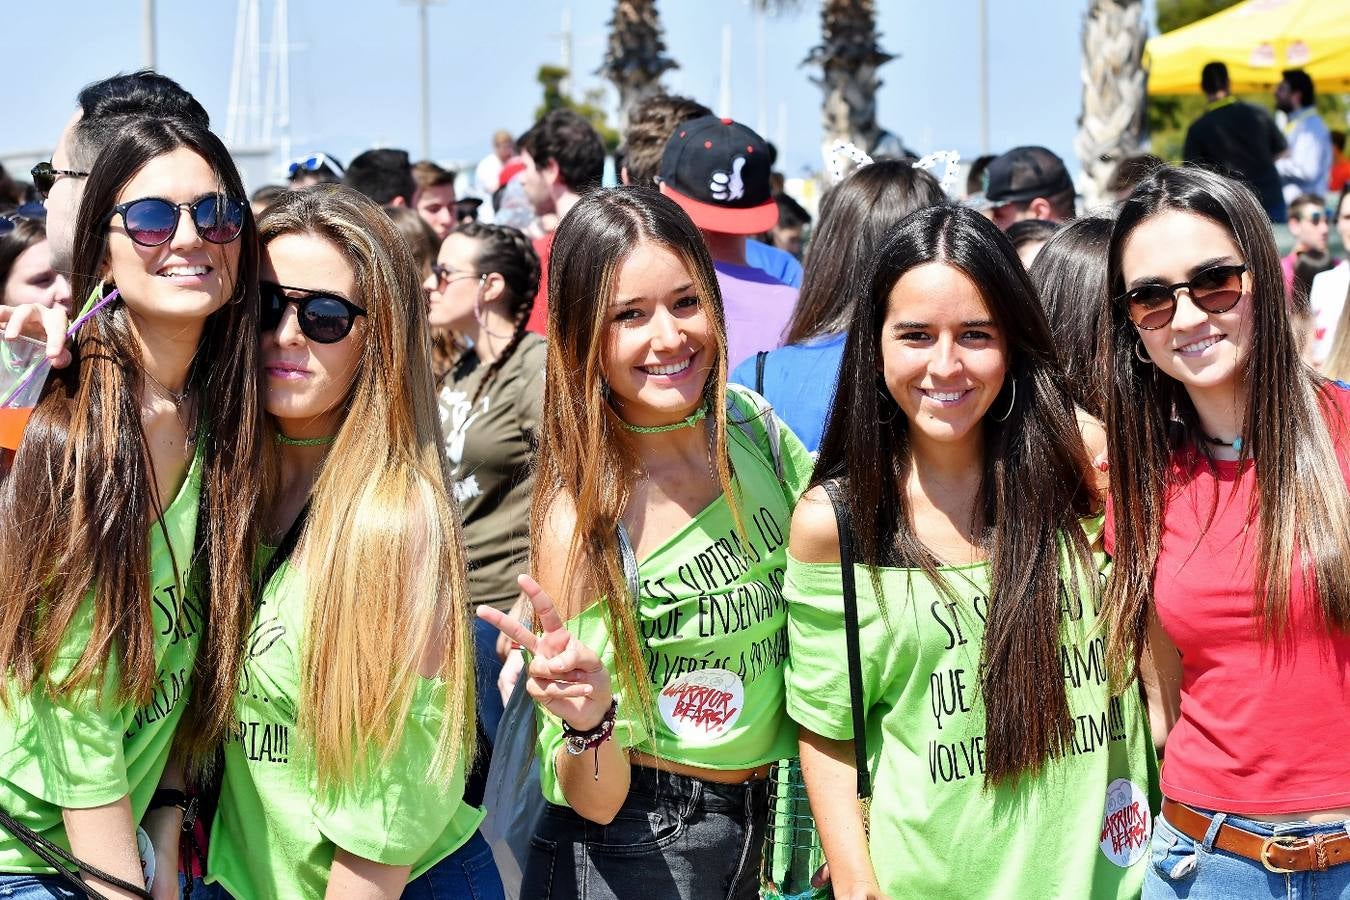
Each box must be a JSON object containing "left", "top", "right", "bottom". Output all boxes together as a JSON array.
[{"left": 628, "top": 749, "right": 773, "bottom": 784}]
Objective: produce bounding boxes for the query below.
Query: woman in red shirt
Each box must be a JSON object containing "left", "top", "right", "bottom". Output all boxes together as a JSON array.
[{"left": 1102, "top": 165, "right": 1350, "bottom": 898}]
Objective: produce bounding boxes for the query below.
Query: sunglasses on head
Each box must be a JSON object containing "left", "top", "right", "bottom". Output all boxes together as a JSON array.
[
  {"left": 30, "top": 161, "right": 89, "bottom": 198},
  {"left": 1115, "top": 263, "right": 1248, "bottom": 331},
  {"left": 287, "top": 153, "right": 344, "bottom": 178},
  {"left": 110, "top": 195, "right": 246, "bottom": 247},
  {"left": 260, "top": 281, "right": 367, "bottom": 344},
  {"left": 0, "top": 203, "right": 47, "bottom": 236}
]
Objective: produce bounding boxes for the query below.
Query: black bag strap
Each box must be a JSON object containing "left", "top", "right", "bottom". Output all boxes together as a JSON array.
[
  {"left": 0, "top": 806, "right": 153, "bottom": 899},
  {"left": 821, "top": 478, "right": 871, "bottom": 799},
  {"left": 256, "top": 500, "right": 311, "bottom": 598},
  {"left": 754, "top": 350, "right": 769, "bottom": 396}
]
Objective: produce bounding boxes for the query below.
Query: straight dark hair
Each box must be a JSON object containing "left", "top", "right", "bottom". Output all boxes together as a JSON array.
[
  {"left": 0, "top": 117, "right": 262, "bottom": 766},
  {"left": 784, "top": 161, "right": 946, "bottom": 344},
  {"left": 1028, "top": 216, "right": 1113, "bottom": 417},
  {"left": 814, "top": 205, "right": 1097, "bottom": 783},
  {"left": 1101, "top": 165, "right": 1350, "bottom": 684}
]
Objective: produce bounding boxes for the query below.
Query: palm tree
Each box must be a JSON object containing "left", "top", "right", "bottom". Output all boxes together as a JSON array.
[
  {"left": 1075, "top": 0, "right": 1148, "bottom": 209},
  {"left": 600, "top": 0, "right": 677, "bottom": 132},
  {"left": 802, "top": 0, "right": 897, "bottom": 166}
]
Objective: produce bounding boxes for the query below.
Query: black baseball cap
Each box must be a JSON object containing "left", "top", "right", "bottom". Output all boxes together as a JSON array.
[
  {"left": 658, "top": 116, "right": 777, "bottom": 235},
  {"left": 985, "top": 146, "right": 1074, "bottom": 205}
]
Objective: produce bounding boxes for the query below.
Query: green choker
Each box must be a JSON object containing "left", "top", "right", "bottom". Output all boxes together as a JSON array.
[
  {"left": 274, "top": 433, "right": 336, "bottom": 447},
  {"left": 618, "top": 404, "right": 709, "bottom": 434}
]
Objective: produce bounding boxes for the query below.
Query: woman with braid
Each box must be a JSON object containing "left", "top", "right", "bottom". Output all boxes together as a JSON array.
[{"left": 424, "top": 223, "right": 544, "bottom": 747}]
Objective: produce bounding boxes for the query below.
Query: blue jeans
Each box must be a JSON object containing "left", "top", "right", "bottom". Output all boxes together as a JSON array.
[
  {"left": 188, "top": 830, "right": 502, "bottom": 899},
  {"left": 523, "top": 765, "right": 769, "bottom": 900},
  {"left": 474, "top": 616, "right": 507, "bottom": 745},
  {"left": 1146, "top": 807, "right": 1350, "bottom": 899},
  {"left": 0, "top": 876, "right": 79, "bottom": 899}
]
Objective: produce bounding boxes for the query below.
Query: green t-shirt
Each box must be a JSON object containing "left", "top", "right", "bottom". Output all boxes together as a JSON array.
[
  {"left": 784, "top": 522, "right": 1159, "bottom": 899},
  {"left": 0, "top": 448, "right": 205, "bottom": 873},
  {"left": 208, "top": 558, "right": 484, "bottom": 900},
  {"left": 538, "top": 387, "right": 815, "bottom": 807}
]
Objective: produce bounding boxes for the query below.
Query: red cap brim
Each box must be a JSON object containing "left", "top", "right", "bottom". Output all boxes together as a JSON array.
[{"left": 659, "top": 183, "right": 778, "bottom": 235}]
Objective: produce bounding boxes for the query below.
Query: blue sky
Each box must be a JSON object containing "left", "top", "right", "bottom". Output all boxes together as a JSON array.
[{"left": 2, "top": 0, "right": 1161, "bottom": 187}]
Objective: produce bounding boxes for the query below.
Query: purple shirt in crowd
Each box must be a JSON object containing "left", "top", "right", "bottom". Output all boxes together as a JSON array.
[{"left": 715, "top": 261, "right": 797, "bottom": 371}]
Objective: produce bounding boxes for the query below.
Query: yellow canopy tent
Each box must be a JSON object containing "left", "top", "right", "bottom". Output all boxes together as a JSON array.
[{"left": 1145, "top": 0, "right": 1350, "bottom": 95}]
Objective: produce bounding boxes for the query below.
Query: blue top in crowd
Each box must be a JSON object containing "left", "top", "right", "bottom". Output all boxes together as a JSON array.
[
  {"left": 745, "top": 239, "right": 803, "bottom": 288},
  {"left": 729, "top": 332, "right": 845, "bottom": 454}
]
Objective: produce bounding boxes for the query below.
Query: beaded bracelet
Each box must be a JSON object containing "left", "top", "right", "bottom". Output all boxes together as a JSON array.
[{"left": 562, "top": 698, "right": 618, "bottom": 780}]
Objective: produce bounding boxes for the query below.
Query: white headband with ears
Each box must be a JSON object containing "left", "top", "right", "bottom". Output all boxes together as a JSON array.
[{"left": 828, "top": 140, "right": 962, "bottom": 195}]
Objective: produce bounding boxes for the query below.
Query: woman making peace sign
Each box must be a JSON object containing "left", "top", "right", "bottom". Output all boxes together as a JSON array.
[{"left": 478, "top": 187, "right": 813, "bottom": 900}]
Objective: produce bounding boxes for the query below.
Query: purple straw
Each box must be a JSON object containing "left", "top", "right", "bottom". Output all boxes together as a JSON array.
[{"left": 0, "top": 289, "right": 121, "bottom": 407}]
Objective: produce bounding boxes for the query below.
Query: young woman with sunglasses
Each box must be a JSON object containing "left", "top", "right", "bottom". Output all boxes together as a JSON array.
[
  {"left": 423, "top": 223, "right": 543, "bottom": 754},
  {"left": 202, "top": 184, "right": 499, "bottom": 899},
  {"left": 785, "top": 206, "right": 1156, "bottom": 899},
  {"left": 0, "top": 117, "right": 260, "bottom": 899},
  {"left": 1102, "top": 166, "right": 1350, "bottom": 898},
  {"left": 477, "top": 187, "right": 814, "bottom": 899}
]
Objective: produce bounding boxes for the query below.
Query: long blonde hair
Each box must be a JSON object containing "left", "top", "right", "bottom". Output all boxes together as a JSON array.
[
  {"left": 534, "top": 187, "right": 735, "bottom": 718},
  {"left": 258, "top": 186, "right": 474, "bottom": 787}
]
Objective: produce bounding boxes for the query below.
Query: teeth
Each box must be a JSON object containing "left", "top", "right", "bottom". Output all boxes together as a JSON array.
[
  {"left": 159, "top": 265, "right": 209, "bottom": 277},
  {"left": 644, "top": 359, "right": 691, "bottom": 376},
  {"left": 925, "top": 390, "right": 964, "bottom": 402},
  {"left": 1180, "top": 336, "right": 1220, "bottom": 353}
]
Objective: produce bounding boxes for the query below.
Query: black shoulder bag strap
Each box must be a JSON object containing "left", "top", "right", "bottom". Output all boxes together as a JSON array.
[
  {"left": 821, "top": 478, "right": 871, "bottom": 798},
  {"left": 754, "top": 350, "right": 769, "bottom": 396},
  {"left": 256, "top": 500, "right": 312, "bottom": 599},
  {"left": 0, "top": 807, "right": 153, "bottom": 899}
]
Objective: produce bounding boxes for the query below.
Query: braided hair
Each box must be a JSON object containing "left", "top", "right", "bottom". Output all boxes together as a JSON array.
[{"left": 454, "top": 222, "right": 541, "bottom": 404}]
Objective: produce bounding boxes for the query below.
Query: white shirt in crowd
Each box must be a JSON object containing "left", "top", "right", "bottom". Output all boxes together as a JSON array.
[
  {"left": 1276, "top": 107, "right": 1333, "bottom": 205},
  {"left": 1307, "top": 260, "right": 1350, "bottom": 367}
]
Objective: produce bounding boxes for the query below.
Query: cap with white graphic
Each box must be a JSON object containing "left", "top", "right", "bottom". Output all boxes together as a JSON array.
[{"left": 657, "top": 116, "right": 777, "bottom": 235}]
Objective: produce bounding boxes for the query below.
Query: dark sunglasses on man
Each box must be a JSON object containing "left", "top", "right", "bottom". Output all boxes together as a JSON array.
[
  {"left": 30, "top": 161, "right": 89, "bottom": 199},
  {"left": 260, "top": 281, "right": 367, "bottom": 344},
  {"left": 1114, "top": 263, "right": 1248, "bottom": 331}
]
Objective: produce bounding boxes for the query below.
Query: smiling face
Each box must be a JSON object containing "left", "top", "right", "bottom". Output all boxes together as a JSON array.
[
  {"left": 601, "top": 240, "right": 715, "bottom": 428},
  {"left": 1120, "top": 209, "right": 1254, "bottom": 394},
  {"left": 881, "top": 262, "right": 1009, "bottom": 450},
  {"left": 105, "top": 147, "right": 240, "bottom": 325},
  {"left": 260, "top": 232, "right": 366, "bottom": 437},
  {"left": 3, "top": 239, "right": 72, "bottom": 312}
]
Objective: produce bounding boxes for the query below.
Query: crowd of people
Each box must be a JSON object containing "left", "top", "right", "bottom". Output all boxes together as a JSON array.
[{"left": 0, "top": 59, "right": 1348, "bottom": 900}]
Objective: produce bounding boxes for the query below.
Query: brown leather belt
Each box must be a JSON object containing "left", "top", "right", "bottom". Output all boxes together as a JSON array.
[{"left": 1162, "top": 799, "right": 1350, "bottom": 873}]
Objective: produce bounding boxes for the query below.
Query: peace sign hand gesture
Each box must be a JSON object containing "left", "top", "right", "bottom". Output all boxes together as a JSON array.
[{"left": 476, "top": 574, "right": 615, "bottom": 731}]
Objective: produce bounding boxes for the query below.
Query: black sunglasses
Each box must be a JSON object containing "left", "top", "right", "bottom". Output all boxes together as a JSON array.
[
  {"left": 111, "top": 195, "right": 246, "bottom": 248},
  {"left": 30, "top": 161, "right": 89, "bottom": 198},
  {"left": 0, "top": 203, "right": 47, "bottom": 236},
  {"left": 260, "top": 281, "right": 368, "bottom": 344},
  {"left": 1115, "top": 263, "right": 1248, "bottom": 331}
]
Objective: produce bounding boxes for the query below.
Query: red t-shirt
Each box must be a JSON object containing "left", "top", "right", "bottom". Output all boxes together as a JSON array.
[
  {"left": 525, "top": 232, "right": 554, "bottom": 336},
  {"left": 1107, "top": 383, "right": 1350, "bottom": 815}
]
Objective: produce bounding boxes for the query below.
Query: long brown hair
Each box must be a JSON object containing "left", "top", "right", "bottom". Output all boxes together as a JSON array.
[
  {"left": 1102, "top": 166, "right": 1350, "bottom": 684},
  {"left": 534, "top": 187, "right": 735, "bottom": 718},
  {"left": 813, "top": 205, "right": 1098, "bottom": 784},
  {"left": 783, "top": 160, "right": 945, "bottom": 345},
  {"left": 0, "top": 118, "right": 262, "bottom": 765},
  {"left": 258, "top": 185, "right": 475, "bottom": 787}
]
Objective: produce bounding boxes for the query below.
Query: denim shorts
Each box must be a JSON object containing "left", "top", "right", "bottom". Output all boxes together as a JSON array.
[
  {"left": 0, "top": 875, "right": 79, "bottom": 899},
  {"left": 1145, "top": 806, "right": 1350, "bottom": 899},
  {"left": 522, "top": 765, "right": 770, "bottom": 900},
  {"left": 188, "top": 828, "right": 504, "bottom": 899}
]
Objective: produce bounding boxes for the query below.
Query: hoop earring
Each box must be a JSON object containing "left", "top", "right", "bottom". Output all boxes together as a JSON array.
[
  {"left": 990, "top": 378, "right": 1016, "bottom": 423},
  {"left": 1134, "top": 341, "right": 1152, "bottom": 364},
  {"left": 876, "top": 380, "right": 900, "bottom": 425}
]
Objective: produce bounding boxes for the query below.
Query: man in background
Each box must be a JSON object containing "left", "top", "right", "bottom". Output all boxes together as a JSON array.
[
  {"left": 1283, "top": 193, "right": 1336, "bottom": 296},
  {"left": 411, "top": 160, "right": 457, "bottom": 242},
  {"left": 517, "top": 109, "right": 606, "bottom": 334},
  {"left": 984, "top": 146, "right": 1077, "bottom": 231},
  {"left": 1183, "top": 62, "right": 1287, "bottom": 221},
  {"left": 1275, "top": 69, "right": 1332, "bottom": 206},
  {"left": 344, "top": 148, "right": 416, "bottom": 207},
  {"left": 474, "top": 129, "right": 515, "bottom": 198},
  {"left": 658, "top": 115, "right": 797, "bottom": 369}
]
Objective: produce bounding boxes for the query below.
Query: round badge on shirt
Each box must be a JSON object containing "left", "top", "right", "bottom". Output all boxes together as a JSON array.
[
  {"left": 657, "top": 668, "right": 745, "bottom": 743},
  {"left": 1099, "top": 778, "right": 1151, "bottom": 868}
]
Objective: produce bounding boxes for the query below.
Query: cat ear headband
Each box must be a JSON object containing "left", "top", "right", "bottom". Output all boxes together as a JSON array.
[{"left": 827, "top": 140, "right": 962, "bottom": 194}]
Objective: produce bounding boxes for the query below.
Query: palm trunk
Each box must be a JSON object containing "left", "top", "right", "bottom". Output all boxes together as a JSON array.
[
  {"left": 601, "top": 0, "right": 677, "bottom": 132},
  {"left": 1076, "top": 0, "right": 1148, "bottom": 210},
  {"left": 804, "top": 0, "right": 895, "bottom": 172}
]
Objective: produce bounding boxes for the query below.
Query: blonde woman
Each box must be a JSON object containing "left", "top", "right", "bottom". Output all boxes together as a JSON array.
[
  {"left": 204, "top": 186, "right": 500, "bottom": 898},
  {"left": 479, "top": 187, "right": 813, "bottom": 899}
]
